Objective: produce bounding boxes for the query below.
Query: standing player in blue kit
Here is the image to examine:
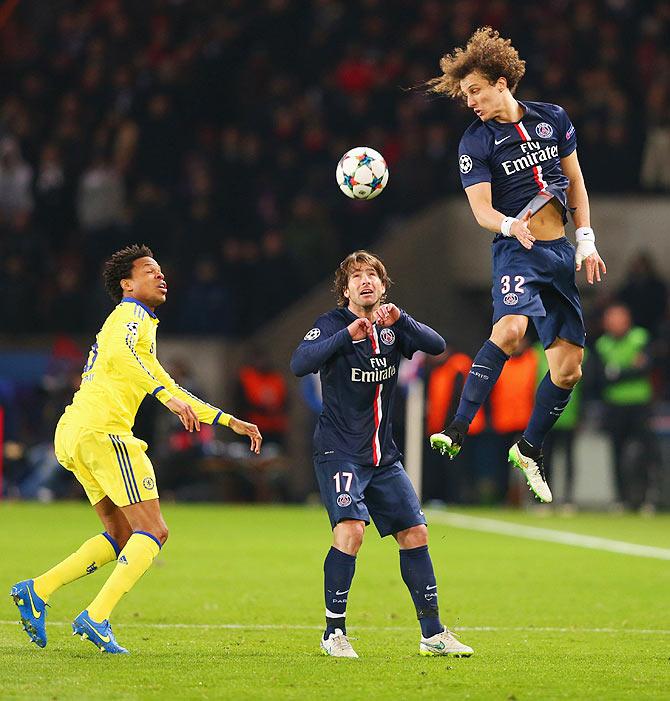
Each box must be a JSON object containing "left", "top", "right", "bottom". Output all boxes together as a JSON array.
[
  {"left": 427, "top": 28, "right": 606, "bottom": 502},
  {"left": 291, "top": 250, "right": 473, "bottom": 659}
]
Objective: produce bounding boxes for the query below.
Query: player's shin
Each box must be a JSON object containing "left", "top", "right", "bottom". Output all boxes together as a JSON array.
[
  {"left": 32, "top": 532, "right": 120, "bottom": 602},
  {"left": 523, "top": 371, "right": 572, "bottom": 448},
  {"left": 86, "top": 531, "right": 160, "bottom": 623},
  {"left": 454, "top": 340, "right": 509, "bottom": 425},
  {"left": 323, "top": 546, "right": 356, "bottom": 638},
  {"left": 399, "top": 545, "right": 443, "bottom": 638}
]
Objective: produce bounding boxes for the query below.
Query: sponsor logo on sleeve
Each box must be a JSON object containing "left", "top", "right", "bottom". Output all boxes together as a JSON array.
[
  {"left": 566, "top": 125, "right": 575, "bottom": 140},
  {"left": 536, "top": 122, "right": 553, "bottom": 138},
  {"left": 379, "top": 328, "right": 395, "bottom": 345},
  {"left": 459, "top": 154, "right": 473, "bottom": 174},
  {"left": 304, "top": 328, "right": 321, "bottom": 341}
]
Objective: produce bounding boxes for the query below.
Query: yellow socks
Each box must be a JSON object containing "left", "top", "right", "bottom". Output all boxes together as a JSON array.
[
  {"left": 33, "top": 532, "right": 120, "bottom": 602},
  {"left": 86, "top": 531, "right": 161, "bottom": 623}
]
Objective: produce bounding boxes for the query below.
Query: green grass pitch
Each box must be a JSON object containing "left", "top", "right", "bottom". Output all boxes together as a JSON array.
[{"left": 1, "top": 502, "right": 668, "bottom": 700}]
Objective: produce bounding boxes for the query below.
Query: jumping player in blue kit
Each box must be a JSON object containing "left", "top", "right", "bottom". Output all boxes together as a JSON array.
[
  {"left": 426, "top": 28, "right": 606, "bottom": 503},
  {"left": 291, "top": 251, "right": 473, "bottom": 659}
]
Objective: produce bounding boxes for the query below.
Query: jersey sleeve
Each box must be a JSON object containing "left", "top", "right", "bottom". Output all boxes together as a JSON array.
[
  {"left": 556, "top": 105, "right": 577, "bottom": 158},
  {"left": 105, "top": 314, "right": 170, "bottom": 399},
  {"left": 394, "top": 311, "right": 446, "bottom": 359},
  {"left": 290, "top": 314, "right": 350, "bottom": 377},
  {"left": 458, "top": 130, "right": 491, "bottom": 188},
  {"left": 150, "top": 359, "right": 233, "bottom": 427}
]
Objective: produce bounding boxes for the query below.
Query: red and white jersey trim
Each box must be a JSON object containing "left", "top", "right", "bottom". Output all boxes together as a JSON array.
[
  {"left": 370, "top": 325, "right": 383, "bottom": 466},
  {"left": 515, "top": 121, "right": 549, "bottom": 193}
]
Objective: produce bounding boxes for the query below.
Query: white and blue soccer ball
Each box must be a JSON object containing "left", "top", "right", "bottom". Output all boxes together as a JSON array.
[{"left": 336, "top": 146, "right": 389, "bottom": 200}]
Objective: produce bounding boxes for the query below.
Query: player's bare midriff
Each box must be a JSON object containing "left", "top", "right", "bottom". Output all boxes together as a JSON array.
[{"left": 528, "top": 198, "right": 565, "bottom": 241}]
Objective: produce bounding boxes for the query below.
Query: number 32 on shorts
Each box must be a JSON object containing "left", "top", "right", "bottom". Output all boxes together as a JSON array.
[
  {"left": 333, "top": 471, "right": 353, "bottom": 492},
  {"left": 501, "top": 275, "right": 525, "bottom": 294}
]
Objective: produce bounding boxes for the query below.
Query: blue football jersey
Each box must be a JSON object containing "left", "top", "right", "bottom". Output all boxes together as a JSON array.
[
  {"left": 290, "top": 307, "right": 445, "bottom": 466},
  {"left": 458, "top": 101, "right": 577, "bottom": 219}
]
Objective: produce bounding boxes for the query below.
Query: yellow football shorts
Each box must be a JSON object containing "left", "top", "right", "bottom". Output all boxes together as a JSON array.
[{"left": 55, "top": 419, "right": 159, "bottom": 506}]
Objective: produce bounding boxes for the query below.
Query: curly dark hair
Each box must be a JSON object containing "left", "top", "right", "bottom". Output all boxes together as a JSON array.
[
  {"left": 426, "top": 27, "right": 526, "bottom": 99},
  {"left": 333, "top": 250, "right": 392, "bottom": 307},
  {"left": 103, "top": 244, "right": 154, "bottom": 303}
]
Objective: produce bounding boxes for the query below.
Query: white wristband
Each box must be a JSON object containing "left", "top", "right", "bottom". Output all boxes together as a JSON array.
[
  {"left": 500, "top": 216, "right": 517, "bottom": 237},
  {"left": 575, "top": 226, "right": 595, "bottom": 242}
]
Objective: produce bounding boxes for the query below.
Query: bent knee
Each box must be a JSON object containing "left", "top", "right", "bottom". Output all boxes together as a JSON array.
[
  {"left": 553, "top": 365, "right": 582, "bottom": 389},
  {"left": 136, "top": 523, "right": 168, "bottom": 547},
  {"left": 491, "top": 320, "right": 527, "bottom": 354},
  {"left": 396, "top": 524, "right": 428, "bottom": 549},
  {"left": 334, "top": 520, "right": 365, "bottom": 555}
]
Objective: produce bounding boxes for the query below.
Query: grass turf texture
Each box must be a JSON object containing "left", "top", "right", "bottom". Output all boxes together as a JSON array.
[{"left": 1, "top": 503, "right": 668, "bottom": 700}]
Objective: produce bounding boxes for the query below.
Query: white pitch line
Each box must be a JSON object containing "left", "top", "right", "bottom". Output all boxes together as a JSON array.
[
  {"left": 0, "top": 621, "right": 668, "bottom": 635},
  {"left": 429, "top": 511, "right": 670, "bottom": 561}
]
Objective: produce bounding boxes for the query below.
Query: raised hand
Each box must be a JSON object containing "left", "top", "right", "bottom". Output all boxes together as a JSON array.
[
  {"left": 347, "top": 317, "right": 373, "bottom": 341},
  {"left": 374, "top": 303, "right": 400, "bottom": 327}
]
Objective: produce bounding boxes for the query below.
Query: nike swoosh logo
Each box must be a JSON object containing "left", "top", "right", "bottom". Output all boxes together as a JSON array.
[
  {"left": 26, "top": 588, "right": 42, "bottom": 619},
  {"left": 426, "top": 585, "right": 437, "bottom": 590},
  {"left": 472, "top": 364, "right": 492, "bottom": 370},
  {"left": 424, "top": 641, "right": 446, "bottom": 650},
  {"left": 335, "top": 589, "right": 350, "bottom": 596},
  {"left": 494, "top": 135, "right": 511, "bottom": 145},
  {"left": 83, "top": 619, "right": 111, "bottom": 643}
]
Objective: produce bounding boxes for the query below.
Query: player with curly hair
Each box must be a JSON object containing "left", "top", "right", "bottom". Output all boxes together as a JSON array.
[
  {"left": 11, "top": 244, "right": 262, "bottom": 653},
  {"left": 427, "top": 28, "right": 606, "bottom": 502}
]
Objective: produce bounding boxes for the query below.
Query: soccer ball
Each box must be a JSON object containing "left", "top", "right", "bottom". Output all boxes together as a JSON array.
[{"left": 336, "top": 146, "right": 389, "bottom": 200}]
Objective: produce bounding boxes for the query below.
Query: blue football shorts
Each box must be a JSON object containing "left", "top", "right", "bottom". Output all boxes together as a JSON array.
[
  {"left": 314, "top": 458, "right": 427, "bottom": 538},
  {"left": 491, "top": 234, "right": 586, "bottom": 349}
]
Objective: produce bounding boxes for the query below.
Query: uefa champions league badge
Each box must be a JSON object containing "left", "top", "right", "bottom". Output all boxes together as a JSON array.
[
  {"left": 459, "top": 154, "right": 473, "bottom": 173},
  {"left": 380, "top": 328, "right": 395, "bottom": 345},
  {"left": 536, "top": 122, "right": 553, "bottom": 139},
  {"left": 304, "top": 328, "right": 321, "bottom": 341}
]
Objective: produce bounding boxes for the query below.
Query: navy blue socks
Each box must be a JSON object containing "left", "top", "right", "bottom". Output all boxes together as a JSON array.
[
  {"left": 399, "top": 545, "right": 443, "bottom": 638},
  {"left": 324, "top": 546, "right": 356, "bottom": 638},
  {"left": 523, "top": 372, "right": 573, "bottom": 448},
  {"left": 455, "top": 340, "right": 509, "bottom": 425}
]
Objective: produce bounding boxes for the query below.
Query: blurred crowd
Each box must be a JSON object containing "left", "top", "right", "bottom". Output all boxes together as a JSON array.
[{"left": 1, "top": 0, "right": 669, "bottom": 335}]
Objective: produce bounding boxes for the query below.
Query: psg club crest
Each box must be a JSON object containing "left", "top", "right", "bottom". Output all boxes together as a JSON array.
[
  {"left": 379, "top": 328, "right": 395, "bottom": 345},
  {"left": 536, "top": 122, "right": 553, "bottom": 139},
  {"left": 337, "top": 493, "right": 352, "bottom": 507},
  {"left": 459, "top": 154, "right": 473, "bottom": 174},
  {"left": 503, "top": 293, "right": 519, "bottom": 306},
  {"left": 304, "top": 328, "right": 321, "bottom": 341}
]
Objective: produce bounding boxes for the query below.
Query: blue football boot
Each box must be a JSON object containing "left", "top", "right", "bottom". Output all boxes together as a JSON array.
[
  {"left": 10, "top": 579, "right": 48, "bottom": 648},
  {"left": 72, "top": 610, "right": 128, "bottom": 654}
]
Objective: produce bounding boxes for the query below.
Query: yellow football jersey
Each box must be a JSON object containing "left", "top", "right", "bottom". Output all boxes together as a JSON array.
[{"left": 62, "top": 297, "right": 231, "bottom": 433}]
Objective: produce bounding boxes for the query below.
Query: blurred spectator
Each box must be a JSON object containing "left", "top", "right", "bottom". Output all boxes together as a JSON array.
[
  {"left": 616, "top": 251, "right": 668, "bottom": 338},
  {"left": 236, "top": 348, "right": 288, "bottom": 448},
  {"left": 0, "top": 136, "right": 33, "bottom": 230},
  {"left": 594, "top": 303, "right": 660, "bottom": 510}
]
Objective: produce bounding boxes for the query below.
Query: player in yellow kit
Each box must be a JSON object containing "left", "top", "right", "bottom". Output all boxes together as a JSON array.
[{"left": 11, "top": 244, "right": 262, "bottom": 653}]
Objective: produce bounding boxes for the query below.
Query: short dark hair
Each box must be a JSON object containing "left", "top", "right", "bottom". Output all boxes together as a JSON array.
[
  {"left": 333, "top": 250, "right": 392, "bottom": 307},
  {"left": 103, "top": 244, "right": 154, "bottom": 303}
]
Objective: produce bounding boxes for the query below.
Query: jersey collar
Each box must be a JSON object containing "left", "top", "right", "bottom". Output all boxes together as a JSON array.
[{"left": 120, "top": 297, "right": 157, "bottom": 318}]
